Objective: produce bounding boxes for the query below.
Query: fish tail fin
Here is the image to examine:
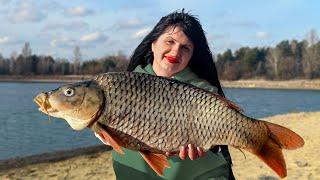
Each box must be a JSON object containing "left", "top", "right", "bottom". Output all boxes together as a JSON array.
[
  {"left": 264, "top": 121, "right": 304, "bottom": 150},
  {"left": 249, "top": 137, "right": 287, "bottom": 178},
  {"left": 248, "top": 121, "right": 304, "bottom": 178}
]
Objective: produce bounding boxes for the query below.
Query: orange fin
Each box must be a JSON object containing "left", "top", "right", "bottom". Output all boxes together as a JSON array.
[
  {"left": 139, "top": 151, "right": 170, "bottom": 177},
  {"left": 212, "top": 93, "right": 243, "bottom": 112},
  {"left": 248, "top": 139, "right": 287, "bottom": 178},
  {"left": 246, "top": 121, "right": 304, "bottom": 178},
  {"left": 265, "top": 121, "right": 305, "bottom": 149},
  {"left": 98, "top": 129, "right": 125, "bottom": 155}
]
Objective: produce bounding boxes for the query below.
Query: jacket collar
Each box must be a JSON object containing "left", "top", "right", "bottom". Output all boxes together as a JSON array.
[{"left": 136, "top": 64, "right": 197, "bottom": 82}]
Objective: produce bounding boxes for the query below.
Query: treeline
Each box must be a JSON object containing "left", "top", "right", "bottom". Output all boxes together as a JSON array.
[
  {"left": 0, "top": 30, "right": 319, "bottom": 80},
  {"left": 0, "top": 44, "right": 129, "bottom": 75},
  {"left": 0, "top": 54, "right": 128, "bottom": 75},
  {"left": 216, "top": 30, "right": 320, "bottom": 80}
]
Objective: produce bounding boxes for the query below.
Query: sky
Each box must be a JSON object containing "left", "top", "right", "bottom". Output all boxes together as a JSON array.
[{"left": 0, "top": 0, "right": 319, "bottom": 60}]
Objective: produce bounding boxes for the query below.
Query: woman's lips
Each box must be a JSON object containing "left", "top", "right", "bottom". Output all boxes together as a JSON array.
[{"left": 165, "top": 56, "right": 179, "bottom": 64}]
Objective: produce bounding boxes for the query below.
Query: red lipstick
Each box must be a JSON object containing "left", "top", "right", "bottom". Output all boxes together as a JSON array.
[{"left": 165, "top": 56, "right": 179, "bottom": 64}]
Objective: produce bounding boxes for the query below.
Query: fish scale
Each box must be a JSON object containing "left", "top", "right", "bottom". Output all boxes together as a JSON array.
[{"left": 92, "top": 72, "right": 263, "bottom": 152}]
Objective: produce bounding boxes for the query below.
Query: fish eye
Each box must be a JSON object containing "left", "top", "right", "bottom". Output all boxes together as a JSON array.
[{"left": 64, "top": 88, "right": 75, "bottom": 97}]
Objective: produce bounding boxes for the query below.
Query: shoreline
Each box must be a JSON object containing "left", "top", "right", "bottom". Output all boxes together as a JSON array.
[
  {"left": 1, "top": 75, "right": 320, "bottom": 90},
  {"left": 1, "top": 111, "right": 319, "bottom": 179},
  {"left": 0, "top": 145, "right": 111, "bottom": 172}
]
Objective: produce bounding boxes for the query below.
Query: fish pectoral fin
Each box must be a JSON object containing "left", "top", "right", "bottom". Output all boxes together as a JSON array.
[
  {"left": 98, "top": 129, "right": 125, "bottom": 155},
  {"left": 139, "top": 151, "right": 170, "bottom": 177}
]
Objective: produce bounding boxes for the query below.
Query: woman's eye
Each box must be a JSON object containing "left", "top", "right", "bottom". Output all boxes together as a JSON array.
[
  {"left": 166, "top": 40, "right": 174, "bottom": 44},
  {"left": 64, "top": 88, "right": 75, "bottom": 97},
  {"left": 183, "top": 46, "right": 190, "bottom": 51}
]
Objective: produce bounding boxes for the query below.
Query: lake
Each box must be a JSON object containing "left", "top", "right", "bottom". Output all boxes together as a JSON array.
[{"left": 0, "top": 82, "right": 320, "bottom": 160}]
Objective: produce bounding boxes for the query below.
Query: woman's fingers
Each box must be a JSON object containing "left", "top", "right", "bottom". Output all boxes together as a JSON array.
[
  {"left": 179, "top": 145, "right": 187, "bottom": 160},
  {"left": 197, "top": 147, "right": 205, "bottom": 157},
  {"left": 166, "top": 151, "right": 173, "bottom": 157},
  {"left": 178, "top": 144, "right": 206, "bottom": 160},
  {"left": 188, "top": 144, "right": 197, "bottom": 160}
]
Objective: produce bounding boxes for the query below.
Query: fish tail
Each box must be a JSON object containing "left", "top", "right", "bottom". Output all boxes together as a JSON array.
[
  {"left": 264, "top": 121, "right": 304, "bottom": 150},
  {"left": 248, "top": 121, "right": 304, "bottom": 178}
]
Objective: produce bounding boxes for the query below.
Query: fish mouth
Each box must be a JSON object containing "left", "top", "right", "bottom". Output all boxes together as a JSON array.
[{"left": 34, "top": 93, "right": 58, "bottom": 114}]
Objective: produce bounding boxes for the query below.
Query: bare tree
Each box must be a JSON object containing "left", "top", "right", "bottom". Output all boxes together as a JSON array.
[
  {"left": 0, "top": 53, "right": 3, "bottom": 61},
  {"left": 9, "top": 51, "right": 18, "bottom": 74},
  {"left": 266, "top": 48, "right": 281, "bottom": 79},
  {"left": 21, "top": 42, "right": 32, "bottom": 57},
  {"left": 302, "top": 29, "right": 320, "bottom": 78},
  {"left": 306, "top": 29, "right": 319, "bottom": 47},
  {"left": 290, "top": 40, "right": 303, "bottom": 77},
  {"left": 73, "top": 46, "right": 81, "bottom": 74},
  {"left": 303, "top": 42, "right": 320, "bottom": 78}
]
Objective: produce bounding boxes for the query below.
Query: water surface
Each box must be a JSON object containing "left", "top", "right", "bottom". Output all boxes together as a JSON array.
[{"left": 0, "top": 82, "right": 319, "bottom": 160}]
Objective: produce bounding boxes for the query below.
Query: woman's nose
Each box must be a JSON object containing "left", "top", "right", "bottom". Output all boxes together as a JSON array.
[{"left": 170, "top": 45, "right": 181, "bottom": 57}]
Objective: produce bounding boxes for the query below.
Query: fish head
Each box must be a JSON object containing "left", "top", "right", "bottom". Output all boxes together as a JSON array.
[{"left": 34, "top": 81, "right": 104, "bottom": 131}]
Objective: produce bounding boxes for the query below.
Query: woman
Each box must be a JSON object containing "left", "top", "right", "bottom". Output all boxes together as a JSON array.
[{"left": 98, "top": 10, "right": 235, "bottom": 179}]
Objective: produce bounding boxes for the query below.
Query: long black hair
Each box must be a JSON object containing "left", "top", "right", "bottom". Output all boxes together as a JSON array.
[{"left": 127, "top": 10, "right": 225, "bottom": 96}]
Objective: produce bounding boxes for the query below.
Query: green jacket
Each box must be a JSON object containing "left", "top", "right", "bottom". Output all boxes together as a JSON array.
[{"left": 112, "top": 64, "right": 233, "bottom": 180}]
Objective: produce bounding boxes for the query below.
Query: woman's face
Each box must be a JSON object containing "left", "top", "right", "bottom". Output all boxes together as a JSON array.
[{"left": 151, "top": 26, "right": 194, "bottom": 77}]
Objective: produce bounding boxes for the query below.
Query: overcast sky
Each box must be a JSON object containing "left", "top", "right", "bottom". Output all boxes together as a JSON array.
[{"left": 0, "top": 0, "right": 319, "bottom": 60}]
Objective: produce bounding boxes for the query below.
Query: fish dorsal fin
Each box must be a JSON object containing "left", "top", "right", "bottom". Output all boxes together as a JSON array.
[
  {"left": 97, "top": 128, "right": 125, "bottom": 155},
  {"left": 139, "top": 151, "right": 170, "bottom": 177},
  {"left": 212, "top": 93, "right": 243, "bottom": 112}
]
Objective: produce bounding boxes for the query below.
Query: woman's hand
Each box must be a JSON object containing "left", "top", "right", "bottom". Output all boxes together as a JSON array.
[{"left": 166, "top": 144, "right": 205, "bottom": 160}]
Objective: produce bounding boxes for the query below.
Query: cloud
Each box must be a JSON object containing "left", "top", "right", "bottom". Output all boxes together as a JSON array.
[
  {"left": 132, "top": 27, "right": 151, "bottom": 39},
  {"left": 40, "top": 1, "right": 63, "bottom": 12},
  {"left": 80, "top": 32, "right": 107, "bottom": 43},
  {"left": 0, "top": 36, "right": 22, "bottom": 45},
  {"left": 218, "top": 21, "right": 260, "bottom": 29},
  {"left": 51, "top": 31, "right": 107, "bottom": 49},
  {"left": 256, "top": 31, "right": 269, "bottom": 39},
  {"left": 211, "top": 41, "right": 243, "bottom": 54},
  {"left": 50, "top": 37, "right": 76, "bottom": 48},
  {"left": 43, "top": 21, "right": 89, "bottom": 31},
  {"left": 117, "top": 18, "right": 143, "bottom": 29},
  {"left": 64, "top": 6, "right": 95, "bottom": 17},
  {"left": 0, "top": 0, "right": 11, "bottom": 5},
  {"left": 207, "top": 33, "right": 229, "bottom": 41},
  {"left": 8, "top": 1, "right": 46, "bottom": 23},
  {"left": 0, "top": 36, "right": 10, "bottom": 44},
  {"left": 232, "top": 22, "right": 260, "bottom": 28}
]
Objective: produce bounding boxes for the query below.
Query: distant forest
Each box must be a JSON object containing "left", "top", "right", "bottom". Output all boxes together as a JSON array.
[
  {"left": 0, "top": 29, "right": 319, "bottom": 80},
  {"left": 216, "top": 29, "right": 320, "bottom": 80}
]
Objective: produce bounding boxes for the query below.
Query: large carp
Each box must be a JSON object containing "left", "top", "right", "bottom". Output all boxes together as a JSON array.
[{"left": 34, "top": 72, "right": 304, "bottom": 178}]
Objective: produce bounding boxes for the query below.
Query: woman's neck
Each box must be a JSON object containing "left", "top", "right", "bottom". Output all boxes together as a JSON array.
[{"left": 152, "top": 64, "right": 174, "bottom": 78}]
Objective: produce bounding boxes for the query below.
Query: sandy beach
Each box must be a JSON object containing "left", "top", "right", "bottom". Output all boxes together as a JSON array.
[
  {"left": 222, "top": 79, "right": 320, "bottom": 90},
  {"left": 0, "top": 111, "right": 318, "bottom": 179}
]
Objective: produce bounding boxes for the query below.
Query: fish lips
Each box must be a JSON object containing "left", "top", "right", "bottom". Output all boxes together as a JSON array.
[{"left": 34, "top": 92, "right": 58, "bottom": 114}]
